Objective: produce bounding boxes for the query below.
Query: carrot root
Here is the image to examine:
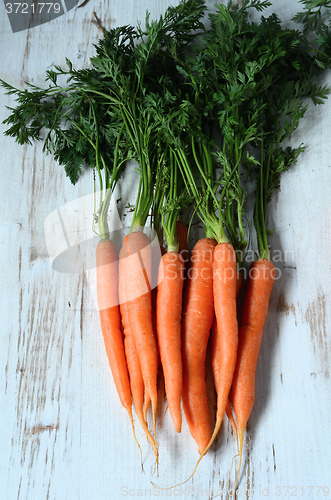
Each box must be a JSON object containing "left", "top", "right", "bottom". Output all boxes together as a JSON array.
[
  {"left": 127, "top": 407, "right": 143, "bottom": 465},
  {"left": 225, "top": 399, "right": 239, "bottom": 450},
  {"left": 143, "top": 394, "right": 151, "bottom": 423},
  {"left": 234, "top": 428, "right": 245, "bottom": 500}
]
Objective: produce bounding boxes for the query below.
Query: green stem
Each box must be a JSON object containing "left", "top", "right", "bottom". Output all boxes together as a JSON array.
[
  {"left": 177, "top": 144, "right": 227, "bottom": 244},
  {"left": 191, "top": 138, "right": 219, "bottom": 206},
  {"left": 162, "top": 149, "right": 180, "bottom": 253},
  {"left": 255, "top": 139, "right": 269, "bottom": 260}
]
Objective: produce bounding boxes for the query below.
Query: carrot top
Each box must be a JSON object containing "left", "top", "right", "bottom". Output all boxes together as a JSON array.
[
  {"left": 90, "top": 0, "right": 206, "bottom": 232},
  {"left": 247, "top": 9, "right": 331, "bottom": 259}
]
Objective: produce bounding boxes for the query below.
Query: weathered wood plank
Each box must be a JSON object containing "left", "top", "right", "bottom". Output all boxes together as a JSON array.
[{"left": 1, "top": 0, "right": 331, "bottom": 499}]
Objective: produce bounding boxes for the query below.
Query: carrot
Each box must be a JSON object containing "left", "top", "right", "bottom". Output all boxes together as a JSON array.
[
  {"left": 156, "top": 251, "right": 185, "bottom": 432},
  {"left": 143, "top": 244, "right": 166, "bottom": 422},
  {"left": 143, "top": 393, "right": 151, "bottom": 423},
  {"left": 118, "top": 253, "right": 158, "bottom": 459},
  {"left": 224, "top": 270, "right": 244, "bottom": 444},
  {"left": 209, "top": 243, "right": 238, "bottom": 445},
  {"left": 151, "top": 244, "right": 166, "bottom": 349},
  {"left": 181, "top": 238, "right": 217, "bottom": 452},
  {"left": 187, "top": 241, "right": 238, "bottom": 471},
  {"left": 169, "top": 240, "right": 239, "bottom": 488},
  {"left": 232, "top": 258, "right": 275, "bottom": 489},
  {"left": 119, "top": 231, "right": 158, "bottom": 442},
  {"left": 96, "top": 239, "right": 139, "bottom": 446}
]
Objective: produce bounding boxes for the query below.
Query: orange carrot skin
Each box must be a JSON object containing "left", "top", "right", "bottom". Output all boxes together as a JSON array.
[
  {"left": 123, "top": 322, "right": 145, "bottom": 421},
  {"left": 182, "top": 238, "right": 217, "bottom": 452},
  {"left": 223, "top": 270, "right": 244, "bottom": 440},
  {"left": 156, "top": 251, "right": 184, "bottom": 433},
  {"left": 118, "top": 254, "right": 144, "bottom": 421},
  {"left": 211, "top": 243, "right": 238, "bottom": 424},
  {"left": 232, "top": 259, "right": 275, "bottom": 432},
  {"left": 119, "top": 232, "right": 158, "bottom": 424},
  {"left": 151, "top": 244, "right": 167, "bottom": 352},
  {"left": 189, "top": 243, "right": 238, "bottom": 461},
  {"left": 124, "top": 334, "right": 143, "bottom": 403},
  {"left": 96, "top": 239, "right": 132, "bottom": 412},
  {"left": 144, "top": 244, "right": 166, "bottom": 419},
  {"left": 189, "top": 259, "right": 240, "bottom": 471}
]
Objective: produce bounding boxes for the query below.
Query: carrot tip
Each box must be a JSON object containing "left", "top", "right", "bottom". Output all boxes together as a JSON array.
[
  {"left": 135, "top": 408, "right": 159, "bottom": 463},
  {"left": 127, "top": 408, "right": 143, "bottom": 466},
  {"left": 151, "top": 399, "right": 159, "bottom": 471},
  {"left": 174, "top": 418, "right": 182, "bottom": 434},
  {"left": 157, "top": 404, "right": 168, "bottom": 429},
  {"left": 234, "top": 428, "right": 245, "bottom": 498},
  {"left": 162, "top": 414, "right": 224, "bottom": 490},
  {"left": 226, "top": 402, "right": 239, "bottom": 450}
]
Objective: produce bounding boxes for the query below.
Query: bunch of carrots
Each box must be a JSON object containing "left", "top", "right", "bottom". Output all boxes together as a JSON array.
[{"left": 2, "top": 0, "right": 331, "bottom": 490}]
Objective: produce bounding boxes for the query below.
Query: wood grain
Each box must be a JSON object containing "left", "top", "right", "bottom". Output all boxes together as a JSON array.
[{"left": 0, "top": 1, "right": 331, "bottom": 499}]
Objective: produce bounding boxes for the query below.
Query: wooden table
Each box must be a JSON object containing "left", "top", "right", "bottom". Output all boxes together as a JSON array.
[{"left": 1, "top": 1, "right": 330, "bottom": 498}]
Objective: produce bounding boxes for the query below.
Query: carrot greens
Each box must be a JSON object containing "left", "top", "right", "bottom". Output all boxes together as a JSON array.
[
  {"left": 1, "top": 66, "right": 131, "bottom": 240},
  {"left": 168, "top": 1, "right": 278, "bottom": 256},
  {"left": 249, "top": 11, "right": 331, "bottom": 259},
  {"left": 88, "top": 0, "right": 206, "bottom": 232}
]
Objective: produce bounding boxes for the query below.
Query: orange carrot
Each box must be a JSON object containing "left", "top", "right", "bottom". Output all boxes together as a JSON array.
[
  {"left": 119, "top": 231, "right": 158, "bottom": 441},
  {"left": 210, "top": 243, "right": 238, "bottom": 442},
  {"left": 224, "top": 270, "right": 244, "bottom": 444},
  {"left": 232, "top": 258, "right": 275, "bottom": 488},
  {"left": 151, "top": 245, "right": 166, "bottom": 350},
  {"left": 156, "top": 251, "right": 185, "bottom": 432},
  {"left": 190, "top": 242, "right": 238, "bottom": 467},
  {"left": 181, "top": 238, "right": 217, "bottom": 452},
  {"left": 143, "top": 244, "right": 166, "bottom": 421},
  {"left": 118, "top": 254, "right": 158, "bottom": 459},
  {"left": 96, "top": 239, "right": 138, "bottom": 443}
]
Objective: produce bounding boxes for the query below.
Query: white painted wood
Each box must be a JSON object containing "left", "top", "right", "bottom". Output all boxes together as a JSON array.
[{"left": 0, "top": 1, "right": 330, "bottom": 499}]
